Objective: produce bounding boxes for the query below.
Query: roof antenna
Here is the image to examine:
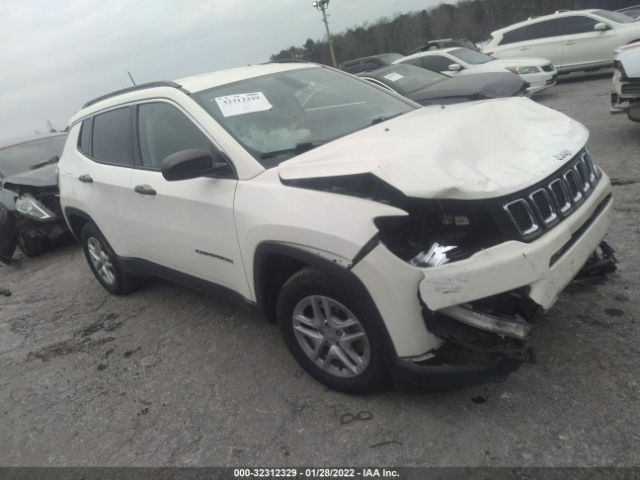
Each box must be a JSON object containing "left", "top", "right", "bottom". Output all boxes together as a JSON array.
[{"left": 127, "top": 71, "right": 137, "bottom": 86}]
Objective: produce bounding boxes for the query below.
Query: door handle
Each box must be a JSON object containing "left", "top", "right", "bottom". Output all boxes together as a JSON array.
[
  {"left": 78, "top": 174, "right": 93, "bottom": 183},
  {"left": 564, "top": 40, "right": 576, "bottom": 45},
  {"left": 519, "top": 47, "right": 529, "bottom": 51},
  {"left": 134, "top": 184, "right": 156, "bottom": 196}
]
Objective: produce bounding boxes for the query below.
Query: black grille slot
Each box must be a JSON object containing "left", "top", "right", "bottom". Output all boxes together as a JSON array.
[
  {"left": 505, "top": 199, "right": 537, "bottom": 235},
  {"left": 549, "top": 179, "right": 571, "bottom": 214},
  {"left": 530, "top": 189, "right": 556, "bottom": 224},
  {"left": 575, "top": 160, "right": 591, "bottom": 192},
  {"left": 564, "top": 170, "right": 582, "bottom": 202},
  {"left": 582, "top": 152, "right": 597, "bottom": 182}
]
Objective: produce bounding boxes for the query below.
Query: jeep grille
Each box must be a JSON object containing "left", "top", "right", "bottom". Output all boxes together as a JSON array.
[{"left": 502, "top": 149, "right": 600, "bottom": 240}]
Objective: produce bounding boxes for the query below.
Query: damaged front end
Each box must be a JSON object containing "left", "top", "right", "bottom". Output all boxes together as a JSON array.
[
  {"left": 281, "top": 136, "right": 615, "bottom": 390},
  {"left": 393, "top": 288, "right": 540, "bottom": 392},
  {"left": 0, "top": 165, "right": 71, "bottom": 264},
  {"left": 397, "top": 240, "right": 617, "bottom": 392}
]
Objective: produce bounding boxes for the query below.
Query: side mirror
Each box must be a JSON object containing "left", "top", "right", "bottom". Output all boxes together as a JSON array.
[
  {"left": 448, "top": 63, "right": 462, "bottom": 72},
  {"left": 594, "top": 22, "right": 609, "bottom": 31},
  {"left": 161, "top": 148, "right": 231, "bottom": 181}
]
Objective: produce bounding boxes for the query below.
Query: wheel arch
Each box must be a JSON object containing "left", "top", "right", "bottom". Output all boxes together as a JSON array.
[
  {"left": 64, "top": 207, "right": 94, "bottom": 242},
  {"left": 252, "top": 241, "right": 397, "bottom": 361}
]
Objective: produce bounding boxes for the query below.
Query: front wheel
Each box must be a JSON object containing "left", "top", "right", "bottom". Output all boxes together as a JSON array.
[
  {"left": 277, "top": 267, "right": 389, "bottom": 394},
  {"left": 81, "top": 223, "right": 139, "bottom": 295}
]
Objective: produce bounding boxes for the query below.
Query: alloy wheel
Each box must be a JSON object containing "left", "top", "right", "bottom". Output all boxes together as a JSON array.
[
  {"left": 87, "top": 236, "right": 116, "bottom": 285},
  {"left": 292, "top": 295, "right": 370, "bottom": 378}
]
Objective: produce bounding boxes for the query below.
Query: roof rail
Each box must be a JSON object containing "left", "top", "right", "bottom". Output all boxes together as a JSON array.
[{"left": 82, "top": 81, "right": 189, "bottom": 108}]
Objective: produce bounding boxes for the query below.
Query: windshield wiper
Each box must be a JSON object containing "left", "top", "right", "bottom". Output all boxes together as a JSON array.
[
  {"left": 29, "top": 155, "right": 60, "bottom": 170},
  {"left": 370, "top": 113, "right": 403, "bottom": 125},
  {"left": 260, "top": 141, "right": 327, "bottom": 160}
]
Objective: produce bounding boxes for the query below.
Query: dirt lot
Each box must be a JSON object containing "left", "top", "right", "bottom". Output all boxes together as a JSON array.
[{"left": 1, "top": 73, "right": 639, "bottom": 467}]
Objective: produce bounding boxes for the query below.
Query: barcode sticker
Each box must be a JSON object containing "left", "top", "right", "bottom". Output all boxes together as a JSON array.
[{"left": 215, "top": 92, "right": 273, "bottom": 117}]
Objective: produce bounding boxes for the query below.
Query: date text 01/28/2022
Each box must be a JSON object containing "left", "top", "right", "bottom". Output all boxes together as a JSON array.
[{"left": 233, "top": 467, "right": 400, "bottom": 478}]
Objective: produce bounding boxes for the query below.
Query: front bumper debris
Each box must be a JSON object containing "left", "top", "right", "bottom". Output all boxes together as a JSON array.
[
  {"left": 394, "top": 240, "right": 617, "bottom": 392},
  {"left": 390, "top": 343, "right": 525, "bottom": 392}
]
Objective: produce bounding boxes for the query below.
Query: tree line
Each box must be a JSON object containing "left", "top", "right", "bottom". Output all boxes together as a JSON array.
[{"left": 270, "top": 0, "right": 638, "bottom": 65}]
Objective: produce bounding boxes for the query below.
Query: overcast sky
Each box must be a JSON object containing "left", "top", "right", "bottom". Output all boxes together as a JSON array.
[{"left": 0, "top": 0, "right": 446, "bottom": 140}]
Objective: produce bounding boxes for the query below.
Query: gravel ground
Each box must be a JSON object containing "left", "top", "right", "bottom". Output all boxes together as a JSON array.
[{"left": 0, "top": 73, "right": 638, "bottom": 467}]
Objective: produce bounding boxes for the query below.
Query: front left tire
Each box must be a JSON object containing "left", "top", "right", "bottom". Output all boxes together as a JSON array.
[{"left": 276, "top": 267, "right": 390, "bottom": 394}]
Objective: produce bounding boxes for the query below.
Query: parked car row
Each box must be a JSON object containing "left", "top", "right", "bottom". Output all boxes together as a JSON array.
[
  {"left": 394, "top": 47, "right": 557, "bottom": 95},
  {"left": 338, "top": 8, "right": 640, "bottom": 104}
]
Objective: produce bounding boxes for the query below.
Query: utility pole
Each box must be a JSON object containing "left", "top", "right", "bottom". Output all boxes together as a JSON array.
[{"left": 313, "top": 0, "right": 337, "bottom": 67}]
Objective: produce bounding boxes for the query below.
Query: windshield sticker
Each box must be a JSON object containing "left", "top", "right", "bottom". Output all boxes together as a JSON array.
[
  {"left": 215, "top": 92, "right": 273, "bottom": 117},
  {"left": 383, "top": 72, "right": 404, "bottom": 82}
]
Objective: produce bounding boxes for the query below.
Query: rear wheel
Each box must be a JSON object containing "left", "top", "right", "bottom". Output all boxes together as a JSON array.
[
  {"left": 277, "top": 267, "right": 389, "bottom": 393},
  {"left": 81, "top": 223, "right": 139, "bottom": 295}
]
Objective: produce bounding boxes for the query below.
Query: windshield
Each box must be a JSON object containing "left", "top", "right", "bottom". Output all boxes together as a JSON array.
[
  {"left": 450, "top": 48, "right": 494, "bottom": 65},
  {"left": 378, "top": 53, "right": 404, "bottom": 63},
  {"left": 0, "top": 135, "right": 66, "bottom": 177},
  {"left": 594, "top": 10, "right": 638, "bottom": 23},
  {"left": 372, "top": 64, "right": 447, "bottom": 94},
  {"left": 194, "top": 67, "right": 414, "bottom": 166}
]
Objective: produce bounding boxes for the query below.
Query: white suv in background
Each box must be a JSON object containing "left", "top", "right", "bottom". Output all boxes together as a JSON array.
[
  {"left": 611, "top": 42, "right": 640, "bottom": 121},
  {"left": 484, "top": 9, "right": 640, "bottom": 73},
  {"left": 394, "top": 47, "right": 557, "bottom": 95},
  {"left": 58, "top": 63, "right": 614, "bottom": 393}
]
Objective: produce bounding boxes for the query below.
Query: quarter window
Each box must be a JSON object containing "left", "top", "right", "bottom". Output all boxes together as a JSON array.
[
  {"left": 78, "top": 119, "right": 92, "bottom": 156},
  {"left": 137, "top": 102, "right": 212, "bottom": 170},
  {"left": 92, "top": 107, "right": 134, "bottom": 166}
]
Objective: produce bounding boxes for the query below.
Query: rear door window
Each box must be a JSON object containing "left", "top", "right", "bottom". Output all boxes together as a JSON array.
[{"left": 92, "top": 107, "right": 134, "bottom": 166}]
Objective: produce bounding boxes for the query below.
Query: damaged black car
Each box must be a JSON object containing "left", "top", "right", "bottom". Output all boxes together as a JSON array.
[{"left": 0, "top": 133, "right": 71, "bottom": 264}]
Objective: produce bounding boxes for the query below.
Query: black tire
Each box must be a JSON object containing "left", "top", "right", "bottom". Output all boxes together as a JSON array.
[
  {"left": 277, "top": 267, "right": 390, "bottom": 394},
  {"left": 17, "top": 231, "right": 49, "bottom": 257},
  {"left": 80, "top": 223, "right": 139, "bottom": 295}
]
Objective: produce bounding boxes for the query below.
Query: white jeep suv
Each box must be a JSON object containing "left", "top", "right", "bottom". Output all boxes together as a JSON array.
[
  {"left": 58, "top": 63, "right": 614, "bottom": 393},
  {"left": 484, "top": 9, "right": 640, "bottom": 73}
]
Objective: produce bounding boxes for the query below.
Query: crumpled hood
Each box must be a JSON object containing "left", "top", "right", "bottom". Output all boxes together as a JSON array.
[
  {"left": 278, "top": 97, "right": 588, "bottom": 200},
  {"left": 2, "top": 164, "right": 58, "bottom": 190}
]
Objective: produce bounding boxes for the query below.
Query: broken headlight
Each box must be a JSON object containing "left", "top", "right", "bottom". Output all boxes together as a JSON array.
[
  {"left": 15, "top": 193, "right": 55, "bottom": 221},
  {"left": 375, "top": 202, "right": 506, "bottom": 267}
]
